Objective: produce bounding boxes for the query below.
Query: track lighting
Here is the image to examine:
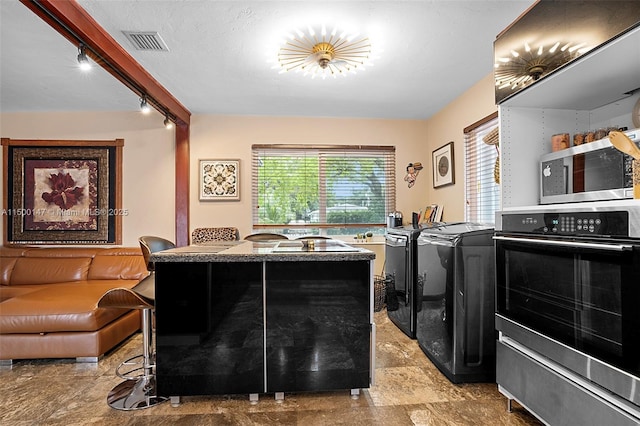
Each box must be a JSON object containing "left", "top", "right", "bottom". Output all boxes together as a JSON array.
[
  {"left": 75, "top": 41, "right": 177, "bottom": 127},
  {"left": 164, "top": 114, "right": 173, "bottom": 129},
  {"left": 77, "top": 43, "right": 91, "bottom": 71},
  {"left": 140, "top": 96, "right": 151, "bottom": 114}
]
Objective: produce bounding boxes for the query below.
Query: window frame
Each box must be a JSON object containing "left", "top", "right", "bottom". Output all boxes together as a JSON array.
[
  {"left": 251, "top": 144, "right": 396, "bottom": 233},
  {"left": 464, "top": 112, "right": 500, "bottom": 224}
]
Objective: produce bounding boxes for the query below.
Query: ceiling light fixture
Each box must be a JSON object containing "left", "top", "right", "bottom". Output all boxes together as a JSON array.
[
  {"left": 273, "top": 24, "right": 374, "bottom": 79},
  {"left": 494, "top": 40, "right": 590, "bottom": 90},
  {"left": 140, "top": 95, "right": 151, "bottom": 114},
  {"left": 77, "top": 43, "right": 91, "bottom": 71},
  {"left": 164, "top": 114, "right": 173, "bottom": 129}
]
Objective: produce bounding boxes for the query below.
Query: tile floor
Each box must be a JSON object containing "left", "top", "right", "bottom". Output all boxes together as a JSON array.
[{"left": 0, "top": 311, "right": 542, "bottom": 425}]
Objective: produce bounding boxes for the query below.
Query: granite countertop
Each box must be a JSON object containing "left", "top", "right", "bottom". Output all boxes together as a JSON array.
[{"left": 151, "top": 239, "right": 376, "bottom": 262}]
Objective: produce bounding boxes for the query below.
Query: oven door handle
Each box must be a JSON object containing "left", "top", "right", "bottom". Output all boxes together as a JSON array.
[{"left": 493, "top": 235, "right": 634, "bottom": 252}]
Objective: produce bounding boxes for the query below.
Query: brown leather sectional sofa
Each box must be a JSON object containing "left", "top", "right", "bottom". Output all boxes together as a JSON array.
[{"left": 0, "top": 246, "right": 149, "bottom": 364}]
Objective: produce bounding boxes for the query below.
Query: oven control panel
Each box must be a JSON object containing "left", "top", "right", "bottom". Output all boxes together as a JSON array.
[{"left": 501, "top": 211, "right": 629, "bottom": 237}]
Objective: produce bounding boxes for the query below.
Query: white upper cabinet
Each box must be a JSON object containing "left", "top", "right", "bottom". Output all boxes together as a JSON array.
[{"left": 495, "top": 1, "right": 640, "bottom": 209}]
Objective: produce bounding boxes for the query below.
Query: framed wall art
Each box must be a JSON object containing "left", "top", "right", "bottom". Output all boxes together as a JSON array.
[
  {"left": 432, "top": 141, "right": 455, "bottom": 188},
  {"left": 2, "top": 138, "right": 123, "bottom": 245},
  {"left": 199, "top": 159, "right": 240, "bottom": 201}
]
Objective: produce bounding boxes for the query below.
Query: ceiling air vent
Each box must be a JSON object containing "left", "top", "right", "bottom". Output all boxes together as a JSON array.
[{"left": 122, "top": 31, "right": 169, "bottom": 51}]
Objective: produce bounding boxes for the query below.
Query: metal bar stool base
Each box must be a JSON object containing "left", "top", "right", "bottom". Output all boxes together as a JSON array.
[{"left": 107, "top": 375, "right": 168, "bottom": 410}]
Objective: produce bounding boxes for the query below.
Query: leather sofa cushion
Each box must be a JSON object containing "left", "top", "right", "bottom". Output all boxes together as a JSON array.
[
  {"left": 88, "top": 249, "right": 148, "bottom": 281},
  {"left": 0, "top": 247, "right": 28, "bottom": 285},
  {"left": 1, "top": 246, "right": 148, "bottom": 285},
  {"left": 0, "top": 285, "right": 40, "bottom": 303},
  {"left": 23, "top": 247, "right": 99, "bottom": 258},
  {"left": 0, "top": 247, "right": 29, "bottom": 257},
  {"left": 0, "top": 257, "right": 17, "bottom": 286},
  {"left": 10, "top": 257, "right": 91, "bottom": 285},
  {"left": 0, "top": 281, "right": 139, "bottom": 333}
]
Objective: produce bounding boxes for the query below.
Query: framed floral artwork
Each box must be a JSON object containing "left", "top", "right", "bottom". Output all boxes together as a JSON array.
[
  {"left": 1, "top": 138, "right": 123, "bottom": 245},
  {"left": 199, "top": 159, "right": 240, "bottom": 201},
  {"left": 432, "top": 141, "right": 455, "bottom": 188}
]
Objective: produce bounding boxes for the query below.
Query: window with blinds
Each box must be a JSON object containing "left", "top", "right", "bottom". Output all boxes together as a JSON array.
[
  {"left": 251, "top": 145, "right": 395, "bottom": 235},
  {"left": 464, "top": 112, "right": 500, "bottom": 223}
]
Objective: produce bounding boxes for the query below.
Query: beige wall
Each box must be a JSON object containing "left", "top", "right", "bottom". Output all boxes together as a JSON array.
[
  {"left": 0, "top": 111, "right": 176, "bottom": 247},
  {"left": 423, "top": 73, "right": 498, "bottom": 221},
  {"left": 190, "top": 115, "right": 428, "bottom": 238},
  {"left": 0, "top": 72, "right": 496, "bottom": 245}
]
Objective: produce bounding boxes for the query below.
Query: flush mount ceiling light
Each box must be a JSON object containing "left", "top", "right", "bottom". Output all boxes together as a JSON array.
[
  {"left": 77, "top": 43, "right": 91, "bottom": 71},
  {"left": 273, "top": 24, "right": 375, "bottom": 79},
  {"left": 494, "top": 41, "right": 590, "bottom": 90}
]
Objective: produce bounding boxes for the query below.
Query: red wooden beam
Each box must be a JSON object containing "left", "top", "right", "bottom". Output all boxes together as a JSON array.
[{"left": 175, "top": 123, "right": 190, "bottom": 247}]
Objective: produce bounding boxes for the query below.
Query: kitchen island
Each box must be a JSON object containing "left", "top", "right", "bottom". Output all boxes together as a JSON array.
[{"left": 150, "top": 239, "right": 375, "bottom": 404}]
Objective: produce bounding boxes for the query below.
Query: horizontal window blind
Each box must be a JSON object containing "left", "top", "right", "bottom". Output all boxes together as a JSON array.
[
  {"left": 464, "top": 113, "right": 500, "bottom": 223},
  {"left": 251, "top": 145, "right": 395, "bottom": 229}
]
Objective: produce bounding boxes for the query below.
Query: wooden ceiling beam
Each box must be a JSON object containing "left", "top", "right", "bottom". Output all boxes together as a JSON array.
[{"left": 20, "top": 0, "right": 191, "bottom": 126}]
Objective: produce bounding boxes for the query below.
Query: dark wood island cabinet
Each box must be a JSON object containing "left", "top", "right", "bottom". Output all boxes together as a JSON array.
[{"left": 151, "top": 239, "right": 375, "bottom": 404}]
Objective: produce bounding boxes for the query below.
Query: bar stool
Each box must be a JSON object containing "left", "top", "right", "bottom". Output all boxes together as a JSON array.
[
  {"left": 244, "top": 232, "right": 289, "bottom": 241},
  {"left": 97, "top": 236, "right": 174, "bottom": 410}
]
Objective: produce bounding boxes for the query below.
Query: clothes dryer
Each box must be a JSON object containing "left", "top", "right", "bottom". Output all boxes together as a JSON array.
[{"left": 416, "top": 223, "right": 495, "bottom": 383}]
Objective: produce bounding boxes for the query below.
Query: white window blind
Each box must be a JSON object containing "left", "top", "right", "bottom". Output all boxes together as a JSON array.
[
  {"left": 251, "top": 145, "right": 395, "bottom": 231},
  {"left": 464, "top": 113, "right": 500, "bottom": 223}
]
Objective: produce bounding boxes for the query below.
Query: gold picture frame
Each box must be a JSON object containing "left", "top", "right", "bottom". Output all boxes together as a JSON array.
[
  {"left": 432, "top": 142, "right": 455, "bottom": 188},
  {"left": 199, "top": 159, "right": 240, "bottom": 201}
]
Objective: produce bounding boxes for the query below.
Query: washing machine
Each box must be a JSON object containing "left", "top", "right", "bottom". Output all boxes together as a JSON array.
[{"left": 415, "top": 223, "right": 495, "bottom": 383}]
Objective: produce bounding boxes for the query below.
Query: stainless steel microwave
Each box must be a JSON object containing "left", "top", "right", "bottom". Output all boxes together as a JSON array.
[{"left": 539, "top": 128, "right": 639, "bottom": 204}]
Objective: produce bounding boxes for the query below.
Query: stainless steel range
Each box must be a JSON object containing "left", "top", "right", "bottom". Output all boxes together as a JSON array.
[{"left": 494, "top": 201, "right": 640, "bottom": 425}]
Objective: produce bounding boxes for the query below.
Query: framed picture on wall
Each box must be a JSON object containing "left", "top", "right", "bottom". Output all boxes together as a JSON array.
[
  {"left": 432, "top": 142, "right": 455, "bottom": 188},
  {"left": 199, "top": 159, "right": 240, "bottom": 201},
  {"left": 2, "top": 138, "right": 123, "bottom": 245}
]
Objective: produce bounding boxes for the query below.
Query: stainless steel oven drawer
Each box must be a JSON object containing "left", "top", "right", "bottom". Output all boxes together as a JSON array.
[
  {"left": 497, "top": 339, "right": 640, "bottom": 426},
  {"left": 496, "top": 315, "right": 640, "bottom": 407}
]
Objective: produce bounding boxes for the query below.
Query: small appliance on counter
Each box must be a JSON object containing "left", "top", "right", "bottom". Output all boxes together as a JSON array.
[
  {"left": 415, "top": 222, "right": 495, "bottom": 383},
  {"left": 387, "top": 211, "right": 403, "bottom": 228}
]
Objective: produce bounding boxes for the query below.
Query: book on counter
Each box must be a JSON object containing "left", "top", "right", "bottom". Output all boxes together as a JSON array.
[{"left": 422, "top": 204, "right": 443, "bottom": 223}]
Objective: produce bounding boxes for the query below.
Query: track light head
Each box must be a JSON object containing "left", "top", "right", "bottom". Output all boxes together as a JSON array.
[
  {"left": 77, "top": 44, "right": 91, "bottom": 71},
  {"left": 140, "top": 96, "right": 151, "bottom": 114},
  {"left": 164, "top": 114, "right": 173, "bottom": 129}
]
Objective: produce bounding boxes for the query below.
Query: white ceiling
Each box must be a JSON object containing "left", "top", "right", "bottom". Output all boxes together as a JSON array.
[{"left": 0, "top": 0, "right": 534, "bottom": 120}]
